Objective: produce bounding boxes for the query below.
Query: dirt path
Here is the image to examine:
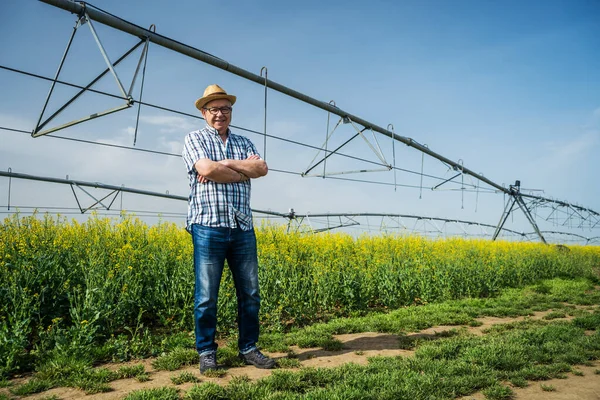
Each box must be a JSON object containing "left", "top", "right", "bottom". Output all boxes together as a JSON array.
[{"left": 3, "top": 310, "right": 599, "bottom": 400}]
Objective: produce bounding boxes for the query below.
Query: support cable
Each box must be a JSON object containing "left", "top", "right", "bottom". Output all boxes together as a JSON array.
[
  {"left": 7, "top": 167, "right": 12, "bottom": 210},
  {"left": 133, "top": 26, "right": 154, "bottom": 145},
  {"left": 475, "top": 173, "right": 482, "bottom": 212},
  {"left": 324, "top": 100, "right": 336, "bottom": 177},
  {"left": 419, "top": 144, "right": 428, "bottom": 199},
  {"left": 260, "top": 67, "right": 268, "bottom": 160},
  {"left": 387, "top": 124, "right": 397, "bottom": 192}
]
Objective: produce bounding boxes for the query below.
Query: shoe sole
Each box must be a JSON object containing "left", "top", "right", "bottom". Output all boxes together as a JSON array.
[{"left": 241, "top": 359, "right": 276, "bottom": 369}]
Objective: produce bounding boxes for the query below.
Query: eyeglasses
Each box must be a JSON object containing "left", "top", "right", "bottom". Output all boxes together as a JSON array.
[{"left": 203, "top": 106, "right": 232, "bottom": 115}]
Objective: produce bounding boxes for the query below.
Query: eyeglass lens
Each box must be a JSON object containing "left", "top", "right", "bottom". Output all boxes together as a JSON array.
[{"left": 206, "top": 107, "right": 232, "bottom": 115}]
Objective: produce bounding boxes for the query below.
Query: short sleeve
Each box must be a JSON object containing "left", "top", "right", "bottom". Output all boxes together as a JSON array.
[
  {"left": 246, "top": 138, "right": 261, "bottom": 159},
  {"left": 182, "top": 132, "right": 208, "bottom": 174}
]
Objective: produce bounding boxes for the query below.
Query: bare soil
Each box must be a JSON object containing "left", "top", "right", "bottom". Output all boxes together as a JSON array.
[{"left": 3, "top": 309, "right": 599, "bottom": 400}]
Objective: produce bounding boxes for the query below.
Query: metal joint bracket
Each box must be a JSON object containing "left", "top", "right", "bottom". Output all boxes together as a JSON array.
[
  {"left": 70, "top": 183, "right": 121, "bottom": 214},
  {"left": 302, "top": 116, "right": 392, "bottom": 177}
]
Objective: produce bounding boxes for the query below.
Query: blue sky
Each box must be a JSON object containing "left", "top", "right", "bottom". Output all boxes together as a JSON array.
[{"left": 0, "top": 0, "right": 599, "bottom": 240}]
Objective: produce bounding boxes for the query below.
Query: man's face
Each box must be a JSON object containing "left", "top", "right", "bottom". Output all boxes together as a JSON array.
[{"left": 201, "top": 98, "right": 232, "bottom": 135}]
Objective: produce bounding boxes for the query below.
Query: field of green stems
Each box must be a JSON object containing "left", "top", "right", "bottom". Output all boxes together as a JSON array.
[{"left": 1, "top": 214, "right": 599, "bottom": 378}]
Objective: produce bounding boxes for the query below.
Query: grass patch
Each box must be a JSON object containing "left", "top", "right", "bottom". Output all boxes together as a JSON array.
[
  {"left": 115, "top": 364, "right": 146, "bottom": 379},
  {"left": 321, "top": 338, "right": 343, "bottom": 351},
  {"left": 171, "top": 371, "right": 200, "bottom": 385},
  {"left": 398, "top": 328, "right": 462, "bottom": 349},
  {"left": 124, "top": 386, "right": 180, "bottom": 400},
  {"left": 277, "top": 357, "right": 301, "bottom": 369},
  {"left": 572, "top": 369, "right": 585, "bottom": 376},
  {"left": 185, "top": 382, "right": 227, "bottom": 400},
  {"left": 74, "top": 379, "right": 112, "bottom": 394},
  {"left": 152, "top": 348, "right": 198, "bottom": 371},
  {"left": 543, "top": 311, "right": 567, "bottom": 320},
  {"left": 259, "top": 333, "right": 291, "bottom": 353},
  {"left": 509, "top": 376, "right": 528, "bottom": 388},
  {"left": 9, "top": 378, "right": 52, "bottom": 396},
  {"left": 202, "top": 369, "right": 227, "bottom": 378},
  {"left": 216, "top": 343, "right": 245, "bottom": 368},
  {"left": 540, "top": 383, "right": 556, "bottom": 391},
  {"left": 573, "top": 311, "right": 600, "bottom": 330},
  {"left": 482, "top": 383, "right": 514, "bottom": 399}
]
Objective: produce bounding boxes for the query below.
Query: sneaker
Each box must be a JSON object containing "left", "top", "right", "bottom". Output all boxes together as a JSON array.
[
  {"left": 199, "top": 352, "right": 217, "bottom": 373},
  {"left": 239, "top": 348, "right": 276, "bottom": 369}
]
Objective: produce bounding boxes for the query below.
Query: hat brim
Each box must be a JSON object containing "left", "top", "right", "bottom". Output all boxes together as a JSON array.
[{"left": 195, "top": 94, "right": 237, "bottom": 111}]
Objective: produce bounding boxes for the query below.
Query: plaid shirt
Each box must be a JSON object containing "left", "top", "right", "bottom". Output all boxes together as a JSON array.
[{"left": 182, "top": 125, "right": 260, "bottom": 232}]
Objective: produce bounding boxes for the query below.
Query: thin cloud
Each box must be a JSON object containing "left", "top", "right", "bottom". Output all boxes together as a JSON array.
[
  {"left": 587, "top": 106, "right": 600, "bottom": 129},
  {"left": 541, "top": 108, "right": 600, "bottom": 167},
  {"left": 543, "top": 131, "right": 599, "bottom": 166},
  {"left": 140, "top": 115, "right": 199, "bottom": 133},
  {"left": 157, "top": 136, "right": 183, "bottom": 154}
]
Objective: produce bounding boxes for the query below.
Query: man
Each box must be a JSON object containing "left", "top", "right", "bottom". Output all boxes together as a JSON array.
[{"left": 182, "top": 84, "right": 275, "bottom": 373}]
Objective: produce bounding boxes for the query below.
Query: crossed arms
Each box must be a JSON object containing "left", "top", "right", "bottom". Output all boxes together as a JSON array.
[{"left": 194, "top": 154, "right": 268, "bottom": 184}]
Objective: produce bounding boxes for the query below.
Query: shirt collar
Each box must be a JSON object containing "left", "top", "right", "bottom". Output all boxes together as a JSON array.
[{"left": 204, "top": 124, "right": 230, "bottom": 137}]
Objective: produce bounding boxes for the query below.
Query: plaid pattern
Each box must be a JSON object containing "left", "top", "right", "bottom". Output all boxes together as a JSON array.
[{"left": 182, "top": 125, "right": 260, "bottom": 231}]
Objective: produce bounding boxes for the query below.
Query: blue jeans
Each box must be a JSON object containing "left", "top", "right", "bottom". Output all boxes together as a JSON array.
[{"left": 191, "top": 224, "right": 261, "bottom": 355}]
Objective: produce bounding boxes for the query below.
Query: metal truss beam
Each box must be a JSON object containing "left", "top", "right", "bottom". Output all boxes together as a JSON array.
[{"left": 70, "top": 183, "right": 120, "bottom": 213}]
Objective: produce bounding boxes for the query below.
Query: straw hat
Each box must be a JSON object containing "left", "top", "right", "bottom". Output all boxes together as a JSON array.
[{"left": 195, "top": 84, "right": 237, "bottom": 111}]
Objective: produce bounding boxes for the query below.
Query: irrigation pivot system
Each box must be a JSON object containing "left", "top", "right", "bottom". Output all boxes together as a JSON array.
[{"left": 1, "top": 0, "right": 597, "bottom": 244}]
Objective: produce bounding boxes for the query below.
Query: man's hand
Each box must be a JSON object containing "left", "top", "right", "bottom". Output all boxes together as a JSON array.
[{"left": 197, "top": 174, "right": 210, "bottom": 184}]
